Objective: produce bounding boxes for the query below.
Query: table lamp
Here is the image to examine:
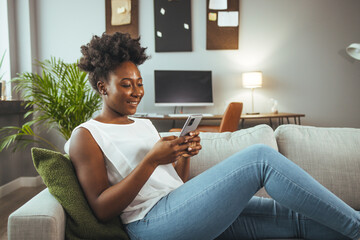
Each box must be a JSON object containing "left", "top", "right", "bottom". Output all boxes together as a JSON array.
[
  {"left": 346, "top": 43, "right": 360, "bottom": 60},
  {"left": 242, "top": 71, "right": 263, "bottom": 115}
]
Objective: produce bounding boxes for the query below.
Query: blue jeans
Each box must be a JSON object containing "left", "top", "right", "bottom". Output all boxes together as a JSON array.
[{"left": 125, "top": 144, "right": 360, "bottom": 240}]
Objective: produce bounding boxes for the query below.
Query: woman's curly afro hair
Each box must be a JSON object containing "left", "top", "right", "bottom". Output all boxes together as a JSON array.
[{"left": 78, "top": 32, "right": 149, "bottom": 92}]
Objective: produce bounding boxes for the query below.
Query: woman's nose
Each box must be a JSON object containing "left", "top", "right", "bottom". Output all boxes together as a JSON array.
[{"left": 132, "top": 86, "right": 143, "bottom": 97}]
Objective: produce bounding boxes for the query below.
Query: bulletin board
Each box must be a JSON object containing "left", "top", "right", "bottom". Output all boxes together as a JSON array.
[
  {"left": 105, "top": 0, "right": 139, "bottom": 38},
  {"left": 206, "top": 0, "right": 239, "bottom": 50},
  {"left": 154, "top": 0, "right": 192, "bottom": 52}
]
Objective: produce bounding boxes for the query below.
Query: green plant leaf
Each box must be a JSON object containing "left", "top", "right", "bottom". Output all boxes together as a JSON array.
[{"left": 2, "top": 57, "right": 102, "bottom": 153}]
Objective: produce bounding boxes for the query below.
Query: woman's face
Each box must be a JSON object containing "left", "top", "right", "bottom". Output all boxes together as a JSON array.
[{"left": 100, "top": 61, "right": 144, "bottom": 117}]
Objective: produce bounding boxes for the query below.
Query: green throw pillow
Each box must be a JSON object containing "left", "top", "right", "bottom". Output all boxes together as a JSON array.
[{"left": 31, "top": 147, "right": 129, "bottom": 240}]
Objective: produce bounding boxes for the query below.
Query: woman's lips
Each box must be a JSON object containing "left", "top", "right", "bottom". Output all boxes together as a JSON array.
[{"left": 127, "top": 101, "right": 139, "bottom": 106}]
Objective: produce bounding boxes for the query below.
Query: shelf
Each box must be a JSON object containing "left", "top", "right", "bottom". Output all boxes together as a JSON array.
[{"left": 0, "top": 100, "right": 31, "bottom": 115}]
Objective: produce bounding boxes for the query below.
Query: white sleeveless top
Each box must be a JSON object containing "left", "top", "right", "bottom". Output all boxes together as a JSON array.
[{"left": 64, "top": 118, "right": 184, "bottom": 224}]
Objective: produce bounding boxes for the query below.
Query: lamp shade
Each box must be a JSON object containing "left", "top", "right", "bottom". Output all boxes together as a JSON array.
[
  {"left": 242, "top": 72, "right": 263, "bottom": 88},
  {"left": 346, "top": 43, "right": 360, "bottom": 60}
]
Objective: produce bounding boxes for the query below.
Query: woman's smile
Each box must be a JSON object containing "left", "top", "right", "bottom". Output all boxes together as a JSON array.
[{"left": 127, "top": 100, "right": 140, "bottom": 106}]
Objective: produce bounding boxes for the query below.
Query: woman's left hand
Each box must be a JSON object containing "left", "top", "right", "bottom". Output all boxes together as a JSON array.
[{"left": 182, "top": 130, "right": 202, "bottom": 158}]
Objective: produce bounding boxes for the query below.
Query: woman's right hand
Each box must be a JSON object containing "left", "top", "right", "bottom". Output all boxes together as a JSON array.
[{"left": 145, "top": 136, "right": 189, "bottom": 167}]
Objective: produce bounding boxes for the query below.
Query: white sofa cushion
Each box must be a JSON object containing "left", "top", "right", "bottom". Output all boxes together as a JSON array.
[
  {"left": 161, "top": 124, "right": 277, "bottom": 179},
  {"left": 275, "top": 124, "right": 360, "bottom": 210}
]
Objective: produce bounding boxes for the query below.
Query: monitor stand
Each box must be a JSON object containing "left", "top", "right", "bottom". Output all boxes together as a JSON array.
[{"left": 174, "top": 106, "right": 184, "bottom": 114}]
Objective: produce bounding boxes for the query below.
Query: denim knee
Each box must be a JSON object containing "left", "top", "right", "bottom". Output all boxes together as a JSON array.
[{"left": 246, "top": 144, "right": 277, "bottom": 156}]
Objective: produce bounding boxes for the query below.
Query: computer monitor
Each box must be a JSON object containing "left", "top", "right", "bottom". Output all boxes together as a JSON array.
[{"left": 154, "top": 70, "right": 214, "bottom": 107}]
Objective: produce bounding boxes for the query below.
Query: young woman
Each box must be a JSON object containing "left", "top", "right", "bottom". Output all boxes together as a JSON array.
[{"left": 67, "top": 32, "right": 360, "bottom": 240}]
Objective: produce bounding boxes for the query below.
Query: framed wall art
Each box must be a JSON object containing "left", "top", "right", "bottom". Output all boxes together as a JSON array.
[
  {"left": 206, "top": 0, "right": 239, "bottom": 50},
  {"left": 154, "top": 0, "right": 192, "bottom": 52},
  {"left": 105, "top": 0, "right": 139, "bottom": 38}
]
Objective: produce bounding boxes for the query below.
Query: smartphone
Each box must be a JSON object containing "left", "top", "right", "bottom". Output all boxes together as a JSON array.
[{"left": 179, "top": 115, "right": 203, "bottom": 137}]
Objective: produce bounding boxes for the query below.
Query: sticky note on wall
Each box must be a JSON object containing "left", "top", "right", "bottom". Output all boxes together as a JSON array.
[
  {"left": 111, "top": 0, "right": 131, "bottom": 26},
  {"left": 208, "top": 12, "right": 217, "bottom": 21},
  {"left": 218, "top": 11, "right": 239, "bottom": 27},
  {"left": 209, "top": 0, "right": 227, "bottom": 10}
]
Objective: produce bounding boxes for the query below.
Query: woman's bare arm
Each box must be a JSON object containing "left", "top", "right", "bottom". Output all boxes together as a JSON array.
[
  {"left": 70, "top": 128, "right": 190, "bottom": 222},
  {"left": 174, "top": 156, "right": 191, "bottom": 182}
]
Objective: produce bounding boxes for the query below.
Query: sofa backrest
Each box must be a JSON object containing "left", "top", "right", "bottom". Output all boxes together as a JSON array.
[
  {"left": 161, "top": 124, "right": 277, "bottom": 179},
  {"left": 275, "top": 124, "right": 360, "bottom": 210}
]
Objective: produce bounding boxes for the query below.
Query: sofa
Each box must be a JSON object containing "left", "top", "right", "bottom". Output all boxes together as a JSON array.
[{"left": 7, "top": 124, "right": 360, "bottom": 240}]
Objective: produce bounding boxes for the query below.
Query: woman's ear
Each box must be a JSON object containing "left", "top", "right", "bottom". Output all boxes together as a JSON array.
[{"left": 97, "top": 81, "right": 107, "bottom": 95}]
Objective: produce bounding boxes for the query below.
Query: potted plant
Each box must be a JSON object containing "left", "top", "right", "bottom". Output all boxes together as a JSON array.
[{"left": 0, "top": 57, "right": 102, "bottom": 152}]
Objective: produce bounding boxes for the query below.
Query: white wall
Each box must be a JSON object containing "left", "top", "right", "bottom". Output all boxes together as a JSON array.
[
  {"left": 15, "top": 0, "right": 360, "bottom": 128},
  {"left": 35, "top": 0, "right": 105, "bottom": 63}
]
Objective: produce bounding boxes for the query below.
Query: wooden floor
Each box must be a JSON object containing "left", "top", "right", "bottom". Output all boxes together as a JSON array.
[{"left": 0, "top": 185, "right": 46, "bottom": 240}]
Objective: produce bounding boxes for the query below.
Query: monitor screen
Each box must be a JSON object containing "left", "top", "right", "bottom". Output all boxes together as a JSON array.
[{"left": 154, "top": 70, "right": 214, "bottom": 106}]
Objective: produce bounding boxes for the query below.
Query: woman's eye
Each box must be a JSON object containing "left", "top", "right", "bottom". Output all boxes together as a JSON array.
[
  {"left": 121, "top": 84, "right": 131, "bottom": 88},
  {"left": 138, "top": 83, "right": 143, "bottom": 87}
]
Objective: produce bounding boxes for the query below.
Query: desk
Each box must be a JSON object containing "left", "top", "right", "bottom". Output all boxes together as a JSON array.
[
  {"left": 136, "top": 112, "right": 305, "bottom": 130},
  {"left": 140, "top": 115, "right": 223, "bottom": 121},
  {"left": 241, "top": 113, "right": 305, "bottom": 128},
  {"left": 138, "top": 115, "right": 223, "bottom": 129}
]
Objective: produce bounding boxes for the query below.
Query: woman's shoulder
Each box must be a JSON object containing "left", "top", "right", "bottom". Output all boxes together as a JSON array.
[
  {"left": 70, "top": 119, "right": 95, "bottom": 132},
  {"left": 64, "top": 120, "right": 96, "bottom": 154}
]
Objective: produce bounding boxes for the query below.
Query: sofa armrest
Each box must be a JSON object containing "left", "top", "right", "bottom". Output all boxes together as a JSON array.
[{"left": 8, "top": 188, "right": 65, "bottom": 240}]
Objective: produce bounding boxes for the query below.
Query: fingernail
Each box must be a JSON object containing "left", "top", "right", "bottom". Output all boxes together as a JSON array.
[{"left": 188, "top": 147, "right": 192, "bottom": 151}]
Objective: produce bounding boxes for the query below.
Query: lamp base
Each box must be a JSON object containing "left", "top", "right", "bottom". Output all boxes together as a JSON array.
[{"left": 246, "top": 112, "right": 260, "bottom": 115}]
